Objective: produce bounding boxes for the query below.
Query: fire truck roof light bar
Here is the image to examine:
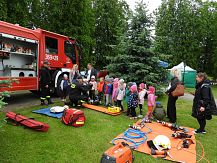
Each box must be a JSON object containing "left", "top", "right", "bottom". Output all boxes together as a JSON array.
[{"left": 0, "top": 33, "right": 38, "bottom": 44}]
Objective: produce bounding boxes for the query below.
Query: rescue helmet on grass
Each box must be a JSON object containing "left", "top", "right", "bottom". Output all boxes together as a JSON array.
[{"left": 153, "top": 135, "right": 171, "bottom": 151}]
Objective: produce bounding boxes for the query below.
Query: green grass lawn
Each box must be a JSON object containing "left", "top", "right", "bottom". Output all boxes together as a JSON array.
[{"left": 0, "top": 96, "right": 217, "bottom": 163}]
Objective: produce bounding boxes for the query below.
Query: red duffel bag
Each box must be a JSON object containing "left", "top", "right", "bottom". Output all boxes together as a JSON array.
[
  {"left": 6, "top": 112, "right": 49, "bottom": 132},
  {"left": 62, "top": 108, "right": 85, "bottom": 127}
]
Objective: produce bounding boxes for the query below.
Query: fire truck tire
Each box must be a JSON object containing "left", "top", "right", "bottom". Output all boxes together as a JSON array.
[{"left": 56, "top": 75, "right": 63, "bottom": 96}]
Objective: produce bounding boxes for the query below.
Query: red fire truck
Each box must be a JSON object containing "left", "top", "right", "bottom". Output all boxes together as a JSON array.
[{"left": 0, "top": 20, "right": 80, "bottom": 95}]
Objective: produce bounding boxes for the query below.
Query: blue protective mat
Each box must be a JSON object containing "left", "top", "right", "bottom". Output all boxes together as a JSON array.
[{"left": 32, "top": 108, "right": 63, "bottom": 119}]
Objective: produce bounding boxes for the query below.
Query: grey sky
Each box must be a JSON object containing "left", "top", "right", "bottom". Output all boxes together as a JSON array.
[{"left": 126, "top": 0, "right": 162, "bottom": 12}]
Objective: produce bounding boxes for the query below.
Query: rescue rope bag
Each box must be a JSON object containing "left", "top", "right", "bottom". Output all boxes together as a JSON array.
[
  {"left": 6, "top": 112, "right": 49, "bottom": 132},
  {"left": 61, "top": 108, "right": 85, "bottom": 127}
]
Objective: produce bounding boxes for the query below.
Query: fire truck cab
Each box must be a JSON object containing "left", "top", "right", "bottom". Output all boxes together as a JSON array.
[{"left": 0, "top": 21, "right": 80, "bottom": 95}]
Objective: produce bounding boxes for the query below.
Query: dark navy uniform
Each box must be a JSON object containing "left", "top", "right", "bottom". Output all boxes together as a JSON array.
[
  {"left": 68, "top": 80, "right": 92, "bottom": 107},
  {"left": 40, "top": 65, "right": 53, "bottom": 105}
]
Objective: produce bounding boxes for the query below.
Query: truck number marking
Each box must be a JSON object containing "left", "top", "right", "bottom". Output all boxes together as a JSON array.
[{"left": 45, "top": 54, "right": 58, "bottom": 61}]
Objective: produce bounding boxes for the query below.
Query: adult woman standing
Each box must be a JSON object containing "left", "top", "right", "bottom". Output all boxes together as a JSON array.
[
  {"left": 192, "top": 72, "right": 217, "bottom": 134},
  {"left": 165, "top": 69, "right": 181, "bottom": 123},
  {"left": 69, "top": 64, "right": 80, "bottom": 83}
]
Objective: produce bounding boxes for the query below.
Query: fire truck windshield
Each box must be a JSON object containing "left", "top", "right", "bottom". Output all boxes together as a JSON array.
[{"left": 64, "top": 41, "right": 76, "bottom": 64}]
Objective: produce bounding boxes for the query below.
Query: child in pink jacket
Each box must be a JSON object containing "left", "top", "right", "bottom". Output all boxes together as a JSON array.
[{"left": 145, "top": 86, "right": 156, "bottom": 119}]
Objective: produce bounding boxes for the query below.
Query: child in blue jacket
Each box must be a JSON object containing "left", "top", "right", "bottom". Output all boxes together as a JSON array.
[
  {"left": 128, "top": 85, "right": 138, "bottom": 119},
  {"left": 103, "top": 78, "right": 113, "bottom": 106}
]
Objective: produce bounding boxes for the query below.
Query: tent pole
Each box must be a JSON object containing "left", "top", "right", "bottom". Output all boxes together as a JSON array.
[{"left": 183, "top": 62, "right": 186, "bottom": 85}]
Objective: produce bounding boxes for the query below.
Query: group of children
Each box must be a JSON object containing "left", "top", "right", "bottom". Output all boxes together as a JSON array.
[
  {"left": 126, "top": 82, "right": 157, "bottom": 119},
  {"left": 59, "top": 74, "right": 157, "bottom": 119}
]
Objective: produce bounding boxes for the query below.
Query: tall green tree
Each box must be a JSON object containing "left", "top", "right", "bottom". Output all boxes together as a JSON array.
[
  {"left": 0, "top": 0, "right": 7, "bottom": 21},
  {"left": 107, "top": 1, "right": 167, "bottom": 88},
  {"left": 94, "top": 0, "right": 130, "bottom": 69},
  {"left": 5, "top": 0, "right": 30, "bottom": 27},
  {"left": 28, "top": 0, "right": 42, "bottom": 28},
  {"left": 154, "top": 0, "right": 217, "bottom": 79},
  {"left": 194, "top": 1, "right": 217, "bottom": 75},
  {"left": 154, "top": 0, "right": 199, "bottom": 67},
  {"left": 34, "top": 0, "right": 96, "bottom": 69}
]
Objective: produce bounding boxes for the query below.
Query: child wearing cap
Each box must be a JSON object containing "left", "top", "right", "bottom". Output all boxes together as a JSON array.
[
  {"left": 145, "top": 86, "right": 157, "bottom": 119},
  {"left": 128, "top": 85, "right": 138, "bottom": 119},
  {"left": 89, "top": 75, "right": 97, "bottom": 103},
  {"left": 116, "top": 79, "right": 125, "bottom": 111},
  {"left": 60, "top": 74, "right": 70, "bottom": 102},
  {"left": 138, "top": 83, "right": 147, "bottom": 118}
]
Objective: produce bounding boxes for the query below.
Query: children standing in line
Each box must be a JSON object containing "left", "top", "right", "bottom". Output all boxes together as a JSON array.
[
  {"left": 116, "top": 79, "right": 125, "bottom": 112},
  {"left": 128, "top": 85, "right": 138, "bottom": 119},
  {"left": 89, "top": 75, "right": 97, "bottom": 103},
  {"left": 145, "top": 86, "right": 156, "bottom": 119},
  {"left": 97, "top": 77, "right": 105, "bottom": 104},
  {"left": 103, "top": 77, "right": 113, "bottom": 106},
  {"left": 138, "top": 83, "right": 147, "bottom": 118},
  {"left": 60, "top": 74, "right": 70, "bottom": 102}
]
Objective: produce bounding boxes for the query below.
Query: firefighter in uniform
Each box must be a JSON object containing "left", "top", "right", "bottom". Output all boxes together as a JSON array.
[
  {"left": 67, "top": 76, "right": 92, "bottom": 107},
  {"left": 40, "top": 60, "right": 53, "bottom": 105}
]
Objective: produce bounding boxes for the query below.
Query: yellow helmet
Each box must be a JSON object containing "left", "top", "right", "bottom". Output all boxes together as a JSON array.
[{"left": 153, "top": 135, "right": 171, "bottom": 151}]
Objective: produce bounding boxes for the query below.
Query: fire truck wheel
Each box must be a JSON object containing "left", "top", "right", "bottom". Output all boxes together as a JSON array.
[{"left": 56, "top": 75, "right": 63, "bottom": 96}]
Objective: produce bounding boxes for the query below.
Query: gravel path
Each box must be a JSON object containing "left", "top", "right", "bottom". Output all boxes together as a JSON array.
[
  {"left": 179, "top": 93, "right": 194, "bottom": 101},
  {"left": 180, "top": 93, "right": 217, "bottom": 103},
  {"left": 2, "top": 91, "right": 216, "bottom": 112},
  {"left": 2, "top": 91, "right": 59, "bottom": 112}
]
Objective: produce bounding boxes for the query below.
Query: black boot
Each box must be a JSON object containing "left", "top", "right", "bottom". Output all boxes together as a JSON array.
[
  {"left": 40, "top": 99, "right": 47, "bottom": 106},
  {"left": 47, "top": 98, "right": 54, "bottom": 105}
]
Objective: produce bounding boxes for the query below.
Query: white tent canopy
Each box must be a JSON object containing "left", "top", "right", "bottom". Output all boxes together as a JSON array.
[{"left": 171, "top": 62, "right": 196, "bottom": 71}]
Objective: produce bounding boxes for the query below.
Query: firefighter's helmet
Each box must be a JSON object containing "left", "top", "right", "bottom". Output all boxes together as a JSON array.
[{"left": 153, "top": 135, "right": 171, "bottom": 151}]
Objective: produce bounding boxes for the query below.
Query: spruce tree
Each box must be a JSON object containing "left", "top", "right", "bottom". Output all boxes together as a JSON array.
[
  {"left": 94, "top": 0, "right": 130, "bottom": 69},
  {"left": 107, "top": 1, "right": 167, "bottom": 88}
]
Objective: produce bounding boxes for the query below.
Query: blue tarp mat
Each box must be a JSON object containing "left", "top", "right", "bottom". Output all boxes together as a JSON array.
[{"left": 32, "top": 108, "right": 63, "bottom": 119}]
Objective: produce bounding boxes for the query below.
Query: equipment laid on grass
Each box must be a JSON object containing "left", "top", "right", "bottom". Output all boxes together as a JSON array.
[
  {"left": 112, "top": 127, "right": 152, "bottom": 149},
  {"left": 140, "top": 117, "right": 152, "bottom": 124},
  {"left": 129, "top": 125, "right": 142, "bottom": 131},
  {"left": 6, "top": 112, "right": 49, "bottom": 132},
  {"left": 172, "top": 132, "right": 192, "bottom": 139},
  {"left": 32, "top": 108, "right": 63, "bottom": 118},
  {"left": 108, "top": 106, "right": 120, "bottom": 113},
  {"left": 112, "top": 121, "right": 197, "bottom": 163},
  {"left": 180, "top": 139, "right": 194, "bottom": 149},
  {"left": 150, "top": 148, "right": 173, "bottom": 159},
  {"left": 100, "top": 142, "right": 134, "bottom": 163},
  {"left": 156, "top": 120, "right": 189, "bottom": 133},
  {"left": 148, "top": 135, "right": 173, "bottom": 159},
  {"left": 50, "top": 105, "right": 69, "bottom": 113},
  {"left": 152, "top": 135, "right": 171, "bottom": 151},
  {"left": 61, "top": 108, "right": 85, "bottom": 127},
  {"left": 82, "top": 104, "right": 121, "bottom": 116}
]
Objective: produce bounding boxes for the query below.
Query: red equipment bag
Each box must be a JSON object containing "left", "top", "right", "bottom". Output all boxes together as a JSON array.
[
  {"left": 61, "top": 108, "right": 85, "bottom": 127},
  {"left": 6, "top": 112, "right": 49, "bottom": 132}
]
